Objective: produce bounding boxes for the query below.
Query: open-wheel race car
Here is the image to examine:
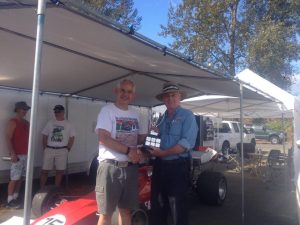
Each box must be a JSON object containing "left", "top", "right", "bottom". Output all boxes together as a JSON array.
[{"left": 31, "top": 148, "right": 227, "bottom": 225}]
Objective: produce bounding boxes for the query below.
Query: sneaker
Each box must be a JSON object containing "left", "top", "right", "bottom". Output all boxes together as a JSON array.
[{"left": 6, "top": 199, "right": 21, "bottom": 209}]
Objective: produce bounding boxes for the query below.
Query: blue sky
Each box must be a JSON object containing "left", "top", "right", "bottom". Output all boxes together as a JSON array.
[
  {"left": 133, "top": 1, "right": 299, "bottom": 96},
  {"left": 133, "top": 1, "right": 173, "bottom": 46}
]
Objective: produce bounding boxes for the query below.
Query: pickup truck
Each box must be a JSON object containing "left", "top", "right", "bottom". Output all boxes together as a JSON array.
[
  {"left": 249, "top": 125, "right": 285, "bottom": 144},
  {"left": 215, "top": 121, "right": 256, "bottom": 153}
]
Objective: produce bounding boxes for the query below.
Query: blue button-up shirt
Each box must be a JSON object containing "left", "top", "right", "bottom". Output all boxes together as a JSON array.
[{"left": 158, "top": 106, "right": 198, "bottom": 160}]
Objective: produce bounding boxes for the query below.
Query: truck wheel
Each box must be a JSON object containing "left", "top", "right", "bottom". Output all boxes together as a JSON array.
[
  {"left": 196, "top": 171, "right": 227, "bottom": 206},
  {"left": 221, "top": 141, "right": 230, "bottom": 154},
  {"left": 270, "top": 135, "right": 279, "bottom": 144},
  {"left": 32, "top": 185, "right": 65, "bottom": 217}
]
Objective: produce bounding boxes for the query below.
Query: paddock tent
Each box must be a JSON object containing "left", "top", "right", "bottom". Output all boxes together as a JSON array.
[
  {"left": 0, "top": 1, "right": 279, "bottom": 224},
  {"left": 0, "top": 0, "right": 269, "bottom": 107},
  {"left": 181, "top": 69, "right": 295, "bottom": 118},
  {"left": 181, "top": 95, "right": 290, "bottom": 118}
]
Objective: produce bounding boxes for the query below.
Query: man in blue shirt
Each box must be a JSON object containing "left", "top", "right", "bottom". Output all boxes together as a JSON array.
[{"left": 149, "top": 82, "right": 198, "bottom": 225}]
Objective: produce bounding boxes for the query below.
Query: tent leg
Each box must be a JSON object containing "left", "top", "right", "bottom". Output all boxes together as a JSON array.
[{"left": 23, "top": 1, "right": 46, "bottom": 225}]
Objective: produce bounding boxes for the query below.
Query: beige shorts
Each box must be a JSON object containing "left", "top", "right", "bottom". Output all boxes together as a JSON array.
[
  {"left": 95, "top": 161, "right": 138, "bottom": 215},
  {"left": 42, "top": 148, "right": 68, "bottom": 171}
]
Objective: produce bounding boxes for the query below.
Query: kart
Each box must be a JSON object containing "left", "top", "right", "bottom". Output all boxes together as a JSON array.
[{"left": 31, "top": 149, "right": 227, "bottom": 225}]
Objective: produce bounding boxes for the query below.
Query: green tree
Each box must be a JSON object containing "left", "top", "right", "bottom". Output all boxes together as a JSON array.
[
  {"left": 160, "top": 0, "right": 300, "bottom": 89},
  {"left": 83, "top": 0, "right": 142, "bottom": 30},
  {"left": 245, "top": 0, "right": 300, "bottom": 89}
]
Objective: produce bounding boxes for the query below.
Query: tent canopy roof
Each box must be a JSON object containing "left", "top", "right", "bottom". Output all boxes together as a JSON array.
[
  {"left": 0, "top": 1, "right": 270, "bottom": 107},
  {"left": 179, "top": 70, "right": 296, "bottom": 118}
]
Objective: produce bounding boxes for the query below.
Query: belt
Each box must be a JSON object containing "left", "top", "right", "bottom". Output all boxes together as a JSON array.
[
  {"left": 101, "top": 159, "right": 134, "bottom": 168},
  {"left": 47, "top": 145, "right": 68, "bottom": 149}
]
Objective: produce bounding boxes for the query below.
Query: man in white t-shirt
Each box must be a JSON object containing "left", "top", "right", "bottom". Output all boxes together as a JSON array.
[
  {"left": 40, "top": 105, "right": 75, "bottom": 187},
  {"left": 95, "top": 79, "right": 147, "bottom": 225}
]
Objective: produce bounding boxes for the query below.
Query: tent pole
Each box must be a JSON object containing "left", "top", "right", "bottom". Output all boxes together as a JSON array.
[
  {"left": 239, "top": 82, "right": 245, "bottom": 225},
  {"left": 281, "top": 111, "right": 286, "bottom": 155},
  {"left": 23, "top": 1, "right": 46, "bottom": 224}
]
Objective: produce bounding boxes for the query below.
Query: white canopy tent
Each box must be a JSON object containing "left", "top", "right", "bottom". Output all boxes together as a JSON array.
[
  {"left": 0, "top": 1, "right": 269, "bottom": 107},
  {"left": 181, "top": 69, "right": 295, "bottom": 118}
]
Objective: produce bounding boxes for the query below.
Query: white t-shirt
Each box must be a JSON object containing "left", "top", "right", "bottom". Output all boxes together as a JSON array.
[
  {"left": 42, "top": 119, "right": 76, "bottom": 147},
  {"left": 95, "top": 103, "right": 143, "bottom": 161}
]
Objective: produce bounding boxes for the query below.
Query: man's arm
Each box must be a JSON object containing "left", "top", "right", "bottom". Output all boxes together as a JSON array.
[
  {"left": 98, "top": 128, "right": 140, "bottom": 163},
  {"left": 5, "top": 119, "right": 18, "bottom": 162},
  {"left": 42, "top": 135, "right": 48, "bottom": 149},
  {"left": 67, "top": 136, "right": 75, "bottom": 151},
  {"left": 151, "top": 144, "right": 185, "bottom": 158},
  {"left": 98, "top": 128, "right": 131, "bottom": 154}
]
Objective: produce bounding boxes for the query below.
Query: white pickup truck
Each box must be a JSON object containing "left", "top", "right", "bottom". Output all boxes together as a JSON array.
[{"left": 215, "top": 120, "right": 256, "bottom": 153}]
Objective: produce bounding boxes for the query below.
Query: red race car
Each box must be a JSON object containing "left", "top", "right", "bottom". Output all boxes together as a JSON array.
[
  {"left": 31, "top": 165, "right": 152, "bottom": 225},
  {"left": 31, "top": 149, "right": 227, "bottom": 225}
]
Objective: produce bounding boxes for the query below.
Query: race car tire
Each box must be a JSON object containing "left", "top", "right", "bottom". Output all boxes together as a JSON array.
[
  {"left": 112, "top": 205, "right": 149, "bottom": 225},
  {"left": 196, "top": 171, "right": 227, "bottom": 206},
  {"left": 32, "top": 185, "right": 65, "bottom": 217},
  {"left": 132, "top": 207, "right": 149, "bottom": 225}
]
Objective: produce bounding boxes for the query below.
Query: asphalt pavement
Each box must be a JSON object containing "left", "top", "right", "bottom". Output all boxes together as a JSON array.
[{"left": 0, "top": 142, "right": 298, "bottom": 225}]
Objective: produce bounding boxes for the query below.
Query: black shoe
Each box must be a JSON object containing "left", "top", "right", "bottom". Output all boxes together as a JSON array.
[{"left": 6, "top": 199, "right": 21, "bottom": 209}]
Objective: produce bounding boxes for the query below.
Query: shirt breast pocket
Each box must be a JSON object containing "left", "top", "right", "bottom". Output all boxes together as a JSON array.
[{"left": 169, "top": 121, "right": 182, "bottom": 136}]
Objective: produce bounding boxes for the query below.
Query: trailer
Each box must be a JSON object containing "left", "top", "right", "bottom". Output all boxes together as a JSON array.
[{"left": 0, "top": 88, "right": 150, "bottom": 184}]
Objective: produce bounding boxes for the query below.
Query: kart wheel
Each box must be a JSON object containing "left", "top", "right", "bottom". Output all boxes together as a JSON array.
[
  {"left": 270, "top": 135, "right": 279, "bottom": 144},
  {"left": 196, "top": 171, "right": 227, "bottom": 205},
  {"left": 132, "top": 208, "right": 149, "bottom": 225},
  {"left": 32, "top": 185, "right": 65, "bottom": 217}
]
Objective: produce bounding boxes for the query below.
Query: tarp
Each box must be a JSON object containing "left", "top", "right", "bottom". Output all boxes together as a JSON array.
[{"left": 0, "top": 1, "right": 270, "bottom": 107}]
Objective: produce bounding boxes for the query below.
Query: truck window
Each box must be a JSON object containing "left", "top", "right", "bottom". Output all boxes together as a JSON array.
[
  {"left": 232, "top": 123, "right": 240, "bottom": 133},
  {"left": 219, "top": 123, "right": 231, "bottom": 133}
]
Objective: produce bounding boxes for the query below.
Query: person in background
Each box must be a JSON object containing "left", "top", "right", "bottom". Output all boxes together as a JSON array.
[
  {"left": 5, "top": 101, "right": 31, "bottom": 209},
  {"left": 95, "top": 79, "right": 147, "bottom": 225},
  {"left": 149, "top": 82, "right": 198, "bottom": 225},
  {"left": 40, "top": 105, "right": 75, "bottom": 188}
]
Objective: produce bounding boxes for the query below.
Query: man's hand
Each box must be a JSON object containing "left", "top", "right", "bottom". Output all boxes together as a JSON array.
[
  {"left": 128, "top": 147, "right": 141, "bottom": 164},
  {"left": 10, "top": 152, "right": 18, "bottom": 163},
  {"left": 149, "top": 147, "right": 167, "bottom": 158}
]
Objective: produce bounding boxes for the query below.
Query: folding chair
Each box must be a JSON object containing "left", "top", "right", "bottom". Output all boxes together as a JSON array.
[
  {"left": 264, "top": 149, "right": 288, "bottom": 189},
  {"left": 219, "top": 148, "right": 241, "bottom": 172}
]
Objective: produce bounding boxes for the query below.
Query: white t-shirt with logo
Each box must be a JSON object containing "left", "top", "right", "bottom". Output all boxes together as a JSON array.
[
  {"left": 42, "top": 119, "right": 76, "bottom": 147},
  {"left": 96, "top": 103, "right": 143, "bottom": 161}
]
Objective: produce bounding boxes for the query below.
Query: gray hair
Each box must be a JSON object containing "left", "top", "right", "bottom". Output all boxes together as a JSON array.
[{"left": 117, "top": 79, "right": 136, "bottom": 92}]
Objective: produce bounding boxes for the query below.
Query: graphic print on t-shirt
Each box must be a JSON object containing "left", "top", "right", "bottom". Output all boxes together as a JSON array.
[
  {"left": 115, "top": 117, "right": 139, "bottom": 146},
  {"left": 50, "top": 125, "right": 64, "bottom": 142}
]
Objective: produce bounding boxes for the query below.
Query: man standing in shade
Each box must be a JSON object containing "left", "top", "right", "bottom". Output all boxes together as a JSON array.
[
  {"left": 5, "top": 101, "right": 30, "bottom": 209},
  {"left": 95, "top": 79, "right": 147, "bottom": 225},
  {"left": 40, "top": 105, "right": 75, "bottom": 187},
  {"left": 149, "top": 82, "right": 198, "bottom": 225}
]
